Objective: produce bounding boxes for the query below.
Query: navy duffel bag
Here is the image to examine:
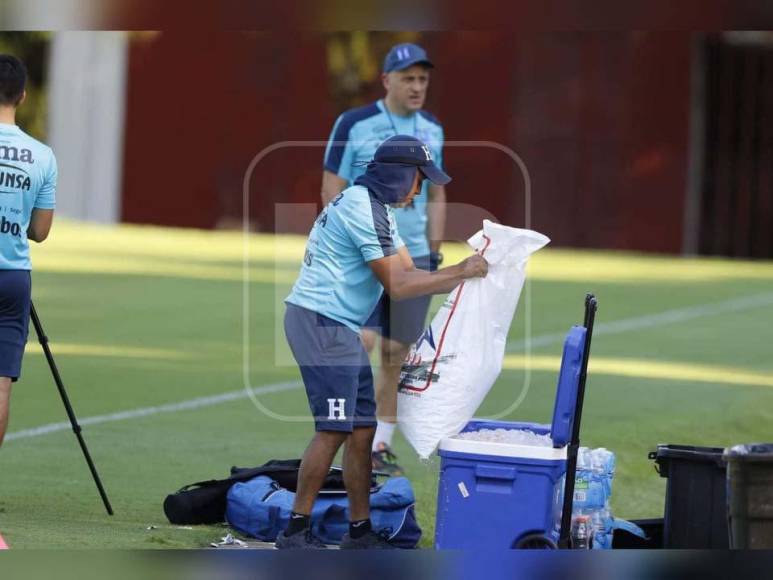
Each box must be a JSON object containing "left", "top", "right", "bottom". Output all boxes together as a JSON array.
[{"left": 226, "top": 475, "right": 421, "bottom": 548}]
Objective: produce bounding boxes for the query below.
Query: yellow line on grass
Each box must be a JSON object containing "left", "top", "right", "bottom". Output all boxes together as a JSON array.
[
  {"left": 30, "top": 253, "right": 298, "bottom": 284},
  {"left": 502, "top": 354, "right": 773, "bottom": 388},
  {"left": 30, "top": 220, "right": 773, "bottom": 284},
  {"left": 24, "top": 342, "right": 190, "bottom": 360},
  {"left": 31, "top": 221, "right": 307, "bottom": 262}
]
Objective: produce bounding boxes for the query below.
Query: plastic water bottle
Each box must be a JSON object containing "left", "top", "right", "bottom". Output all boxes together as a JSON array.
[
  {"left": 570, "top": 515, "right": 593, "bottom": 549},
  {"left": 590, "top": 509, "right": 604, "bottom": 545}
]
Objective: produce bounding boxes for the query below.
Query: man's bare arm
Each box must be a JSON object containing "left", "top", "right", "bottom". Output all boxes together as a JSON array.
[
  {"left": 427, "top": 184, "right": 446, "bottom": 254},
  {"left": 27, "top": 208, "right": 54, "bottom": 243},
  {"left": 369, "top": 246, "right": 487, "bottom": 301},
  {"left": 321, "top": 170, "right": 348, "bottom": 206},
  {"left": 395, "top": 245, "right": 416, "bottom": 271}
]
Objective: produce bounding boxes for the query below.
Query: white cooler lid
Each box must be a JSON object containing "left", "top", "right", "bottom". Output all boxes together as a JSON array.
[{"left": 439, "top": 437, "right": 568, "bottom": 460}]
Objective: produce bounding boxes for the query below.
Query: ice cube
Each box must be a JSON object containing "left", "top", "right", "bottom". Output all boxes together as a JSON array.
[{"left": 453, "top": 428, "right": 553, "bottom": 447}]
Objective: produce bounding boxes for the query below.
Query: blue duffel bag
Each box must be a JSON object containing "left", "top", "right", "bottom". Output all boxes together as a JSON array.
[{"left": 226, "top": 476, "right": 421, "bottom": 548}]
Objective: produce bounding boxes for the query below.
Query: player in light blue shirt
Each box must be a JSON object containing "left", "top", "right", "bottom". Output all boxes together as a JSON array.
[
  {"left": 322, "top": 101, "right": 443, "bottom": 259},
  {"left": 0, "top": 54, "right": 56, "bottom": 448},
  {"left": 321, "top": 43, "right": 447, "bottom": 474},
  {"left": 286, "top": 183, "right": 405, "bottom": 332},
  {"left": 279, "top": 135, "right": 487, "bottom": 549},
  {"left": 0, "top": 117, "right": 57, "bottom": 271}
]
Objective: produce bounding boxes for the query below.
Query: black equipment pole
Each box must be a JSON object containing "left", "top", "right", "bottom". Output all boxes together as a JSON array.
[
  {"left": 30, "top": 302, "right": 114, "bottom": 515},
  {"left": 558, "top": 293, "right": 597, "bottom": 548}
]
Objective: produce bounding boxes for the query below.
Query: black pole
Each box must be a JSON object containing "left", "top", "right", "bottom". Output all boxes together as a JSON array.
[
  {"left": 29, "top": 302, "right": 114, "bottom": 516},
  {"left": 558, "top": 293, "right": 597, "bottom": 548}
]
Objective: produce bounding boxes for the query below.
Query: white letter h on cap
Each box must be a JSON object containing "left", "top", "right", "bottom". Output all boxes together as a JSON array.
[{"left": 327, "top": 398, "right": 346, "bottom": 420}]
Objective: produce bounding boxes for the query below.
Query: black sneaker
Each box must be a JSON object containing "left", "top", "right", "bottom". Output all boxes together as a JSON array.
[
  {"left": 371, "top": 442, "right": 404, "bottom": 476},
  {"left": 340, "top": 530, "right": 398, "bottom": 550},
  {"left": 274, "top": 529, "right": 327, "bottom": 549}
]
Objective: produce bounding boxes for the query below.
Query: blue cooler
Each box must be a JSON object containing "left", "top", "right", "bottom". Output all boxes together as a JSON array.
[{"left": 434, "top": 326, "right": 587, "bottom": 549}]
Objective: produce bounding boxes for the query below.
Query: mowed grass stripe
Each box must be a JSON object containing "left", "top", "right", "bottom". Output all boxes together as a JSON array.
[
  {"left": 31, "top": 221, "right": 773, "bottom": 284},
  {"left": 10, "top": 350, "right": 772, "bottom": 444},
  {"left": 502, "top": 355, "right": 773, "bottom": 388},
  {"left": 5, "top": 380, "right": 303, "bottom": 442},
  {"left": 506, "top": 291, "right": 773, "bottom": 352},
  {"left": 23, "top": 342, "right": 190, "bottom": 360}
]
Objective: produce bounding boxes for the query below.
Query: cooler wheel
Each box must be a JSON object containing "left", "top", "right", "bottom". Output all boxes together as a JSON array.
[{"left": 514, "top": 534, "right": 557, "bottom": 549}]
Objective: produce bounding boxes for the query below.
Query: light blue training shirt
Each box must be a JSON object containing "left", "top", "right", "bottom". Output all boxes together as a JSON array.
[
  {"left": 0, "top": 123, "right": 57, "bottom": 270},
  {"left": 285, "top": 184, "right": 405, "bottom": 332},
  {"left": 324, "top": 100, "right": 443, "bottom": 258}
]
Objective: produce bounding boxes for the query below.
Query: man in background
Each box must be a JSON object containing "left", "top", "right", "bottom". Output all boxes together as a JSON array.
[
  {"left": 0, "top": 54, "right": 57, "bottom": 448},
  {"left": 321, "top": 43, "right": 446, "bottom": 475}
]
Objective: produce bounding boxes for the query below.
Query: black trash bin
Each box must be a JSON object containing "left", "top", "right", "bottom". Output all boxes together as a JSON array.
[
  {"left": 649, "top": 444, "right": 729, "bottom": 548},
  {"left": 724, "top": 443, "right": 773, "bottom": 549}
]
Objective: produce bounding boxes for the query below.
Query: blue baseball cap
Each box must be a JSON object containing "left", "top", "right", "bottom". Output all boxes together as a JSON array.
[
  {"left": 374, "top": 135, "right": 450, "bottom": 185},
  {"left": 383, "top": 43, "right": 434, "bottom": 74}
]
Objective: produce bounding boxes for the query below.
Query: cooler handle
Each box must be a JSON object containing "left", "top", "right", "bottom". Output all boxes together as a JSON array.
[{"left": 475, "top": 465, "right": 517, "bottom": 481}]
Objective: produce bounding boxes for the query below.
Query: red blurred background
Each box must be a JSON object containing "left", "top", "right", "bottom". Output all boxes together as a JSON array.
[{"left": 120, "top": 32, "right": 773, "bottom": 257}]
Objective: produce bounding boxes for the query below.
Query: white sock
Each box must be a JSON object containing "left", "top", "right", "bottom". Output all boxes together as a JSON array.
[{"left": 372, "top": 420, "right": 397, "bottom": 451}]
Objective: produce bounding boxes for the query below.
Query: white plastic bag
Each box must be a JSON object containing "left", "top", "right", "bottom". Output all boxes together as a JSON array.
[{"left": 397, "top": 220, "right": 550, "bottom": 458}]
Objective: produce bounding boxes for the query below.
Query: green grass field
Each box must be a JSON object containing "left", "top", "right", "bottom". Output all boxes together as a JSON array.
[{"left": 1, "top": 220, "right": 773, "bottom": 549}]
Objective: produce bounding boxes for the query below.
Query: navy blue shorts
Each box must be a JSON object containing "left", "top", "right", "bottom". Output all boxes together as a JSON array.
[
  {"left": 0, "top": 270, "right": 31, "bottom": 382},
  {"left": 364, "top": 254, "right": 435, "bottom": 345},
  {"left": 284, "top": 303, "right": 377, "bottom": 432}
]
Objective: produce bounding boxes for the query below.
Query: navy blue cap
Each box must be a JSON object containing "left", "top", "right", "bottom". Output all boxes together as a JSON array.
[
  {"left": 374, "top": 135, "right": 450, "bottom": 185},
  {"left": 383, "top": 43, "right": 434, "bottom": 74}
]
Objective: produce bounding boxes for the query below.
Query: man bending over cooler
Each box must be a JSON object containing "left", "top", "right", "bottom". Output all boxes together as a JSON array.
[{"left": 279, "top": 135, "right": 487, "bottom": 549}]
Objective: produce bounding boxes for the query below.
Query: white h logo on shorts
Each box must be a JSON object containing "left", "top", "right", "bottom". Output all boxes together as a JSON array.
[{"left": 327, "top": 398, "right": 347, "bottom": 420}]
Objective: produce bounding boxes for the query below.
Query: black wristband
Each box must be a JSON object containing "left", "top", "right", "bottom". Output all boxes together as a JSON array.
[{"left": 429, "top": 252, "right": 444, "bottom": 271}]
